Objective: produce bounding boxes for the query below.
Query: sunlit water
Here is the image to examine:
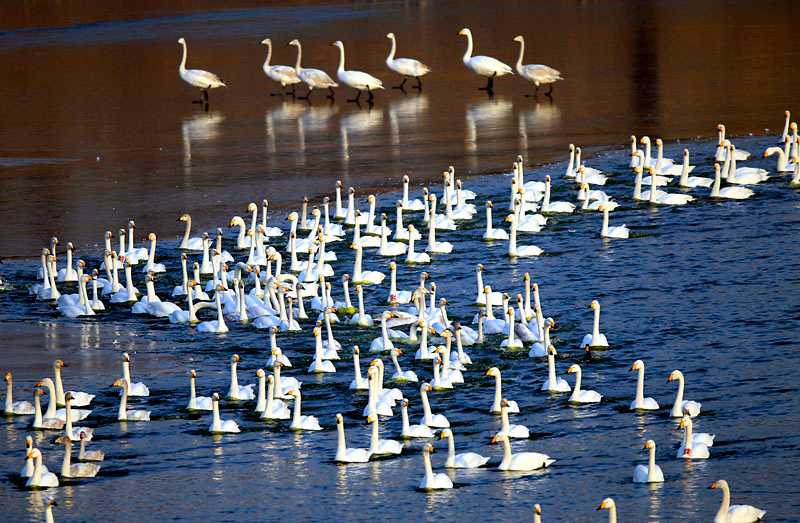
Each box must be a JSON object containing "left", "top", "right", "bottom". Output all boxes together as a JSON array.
[{"left": 1, "top": 134, "right": 799, "bottom": 522}]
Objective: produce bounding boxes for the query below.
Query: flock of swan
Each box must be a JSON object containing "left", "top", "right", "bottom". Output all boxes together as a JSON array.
[
  {"left": 178, "top": 28, "right": 563, "bottom": 104},
  {"left": 7, "top": 113, "right": 795, "bottom": 522}
]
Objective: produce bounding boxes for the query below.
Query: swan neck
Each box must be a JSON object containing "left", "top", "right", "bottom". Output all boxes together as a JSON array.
[
  {"left": 337, "top": 43, "right": 346, "bottom": 73},
  {"left": 500, "top": 436, "right": 512, "bottom": 468},
  {"left": 118, "top": 383, "right": 128, "bottom": 419},
  {"left": 515, "top": 38, "right": 525, "bottom": 71},
  {"left": 387, "top": 35, "right": 396, "bottom": 63},
  {"left": 180, "top": 41, "right": 188, "bottom": 72},
  {"left": 548, "top": 353, "right": 557, "bottom": 384},
  {"left": 672, "top": 376, "right": 685, "bottom": 414},
  {"left": 61, "top": 439, "right": 72, "bottom": 477},
  {"left": 602, "top": 209, "right": 609, "bottom": 236},
  {"left": 717, "top": 483, "right": 730, "bottom": 520},
  {"left": 212, "top": 399, "right": 221, "bottom": 429},
  {"left": 636, "top": 366, "right": 645, "bottom": 404},
  {"left": 264, "top": 40, "right": 272, "bottom": 68},
  {"left": 492, "top": 375, "right": 501, "bottom": 412},
  {"left": 648, "top": 445, "right": 656, "bottom": 477},
  {"left": 593, "top": 305, "right": 601, "bottom": 338},
  {"left": 294, "top": 43, "right": 302, "bottom": 71},
  {"left": 462, "top": 32, "right": 473, "bottom": 62}
]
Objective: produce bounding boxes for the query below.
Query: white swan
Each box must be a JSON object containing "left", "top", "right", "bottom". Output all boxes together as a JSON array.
[
  {"left": 197, "top": 286, "right": 230, "bottom": 333},
  {"left": 4, "top": 371, "right": 34, "bottom": 415},
  {"left": 709, "top": 480, "right": 766, "bottom": 523},
  {"left": 334, "top": 413, "right": 371, "bottom": 463},
  {"left": 491, "top": 433, "right": 555, "bottom": 471},
  {"left": 332, "top": 40, "right": 383, "bottom": 103},
  {"left": 632, "top": 439, "right": 664, "bottom": 483},
  {"left": 667, "top": 369, "right": 701, "bottom": 418},
  {"left": 261, "top": 375, "right": 291, "bottom": 420},
  {"left": 629, "top": 360, "right": 659, "bottom": 411},
  {"left": 78, "top": 431, "right": 104, "bottom": 462},
  {"left": 389, "top": 348, "right": 418, "bottom": 382},
  {"left": 458, "top": 28, "right": 513, "bottom": 92},
  {"left": 566, "top": 364, "right": 602, "bottom": 404},
  {"left": 599, "top": 204, "right": 629, "bottom": 239},
  {"left": 542, "top": 346, "right": 571, "bottom": 393},
  {"left": 482, "top": 200, "right": 509, "bottom": 240},
  {"left": 418, "top": 444, "right": 452, "bottom": 490},
  {"left": 419, "top": 383, "right": 449, "bottom": 428},
  {"left": 289, "top": 39, "right": 337, "bottom": 101},
  {"left": 506, "top": 214, "right": 543, "bottom": 257},
  {"left": 405, "top": 225, "right": 431, "bottom": 264},
  {"left": 208, "top": 393, "right": 240, "bottom": 434},
  {"left": 52, "top": 360, "right": 94, "bottom": 407},
  {"left": 648, "top": 168, "right": 694, "bottom": 206},
  {"left": 387, "top": 262, "right": 413, "bottom": 305},
  {"left": 678, "top": 149, "right": 713, "bottom": 188},
  {"left": 351, "top": 241, "right": 385, "bottom": 285},
  {"left": 378, "top": 214, "right": 407, "bottom": 256},
  {"left": 32, "top": 388, "right": 65, "bottom": 430},
  {"left": 308, "top": 326, "right": 337, "bottom": 374},
  {"left": 581, "top": 300, "right": 610, "bottom": 347},
  {"left": 486, "top": 367, "right": 520, "bottom": 414},
  {"left": 597, "top": 498, "right": 618, "bottom": 523},
  {"left": 227, "top": 354, "right": 256, "bottom": 400},
  {"left": 711, "top": 163, "right": 754, "bottom": 200},
  {"left": 287, "top": 389, "right": 322, "bottom": 431},
  {"left": 726, "top": 144, "right": 768, "bottom": 184},
  {"left": 349, "top": 346, "right": 369, "bottom": 391},
  {"left": 385, "top": 32, "right": 431, "bottom": 90},
  {"left": 260, "top": 38, "right": 300, "bottom": 94},
  {"left": 512, "top": 35, "right": 562, "bottom": 96},
  {"left": 370, "top": 311, "right": 397, "bottom": 353},
  {"left": 495, "top": 398, "right": 529, "bottom": 439},
  {"left": 440, "top": 428, "right": 489, "bottom": 468},
  {"left": 60, "top": 436, "right": 101, "bottom": 478},
  {"left": 178, "top": 214, "right": 204, "bottom": 251},
  {"left": 367, "top": 414, "right": 403, "bottom": 456},
  {"left": 763, "top": 146, "right": 793, "bottom": 172},
  {"left": 112, "top": 379, "right": 151, "bottom": 421},
  {"left": 120, "top": 352, "right": 150, "bottom": 397},
  {"left": 541, "top": 176, "right": 575, "bottom": 214},
  {"left": 400, "top": 399, "right": 434, "bottom": 438},
  {"left": 677, "top": 414, "right": 712, "bottom": 459},
  {"left": 177, "top": 37, "right": 226, "bottom": 103},
  {"left": 25, "top": 448, "right": 59, "bottom": 489},
  {"left": 187, "top": 369, "right": 213, "bottom": 411}
]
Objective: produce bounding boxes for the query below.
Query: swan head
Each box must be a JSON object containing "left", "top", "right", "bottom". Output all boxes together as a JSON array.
[
  {"left": 640, "top": 136, "right": 650, "bottom": 145},
  {"left": 111, "top": 378, "right": 125, "bottom": 388},
  {"left": 260, "top": 38, "right": 271, "bottom": 46},
  {"left": 146, "top": 232, "right": 157, "bottom": 242},
  {"left": 422, "top": 383, "right": 433, "bottom": 393},
  {"left": 332, "top": 40, "right": 343, "bottom": 49},
  {"left": 590, "top": 300, "right": 600, "bottom": 310},
  {"left": 547, "top": 345, "right": 557, "bottom": 356},
  {"left": 584, "top": 344, "right": 591, "bottom": 353},
  {"left": 123, "top": 352, "right": 131, "bottom": 363},
  {"left": 534, "top": 505, "right": 541, "bottom": 516},
  {"left": 667, "top": 369, "right": 683, "bottom": 382},
  {"left": 597, "top": 498, "right": 615, "bottom": 512},
  {"left": 567, "top": 364, "right": 579, "bottom": 374},
  {"left": 212, "top": 392, "right": 220, "bottom": 401},
  {"left": 629, "top": 359, "right": 644, "bottom": 371},
  {"left": 178, "top": 37, "right": 186, "bottom": 45},
  {"left": 256, "top": 369, "right": 265, "bottom": 378},
  {"left": 792, "top": 122, "right": 798, "bottom": 131},
  {"left": 438, "top": 428, "right": 453, "bottom": 439},
  {"left": 285, "top": 389, "right": 299, "bottom": 398},
  {"left": 389, "top": 261, "right": 397, "bottom": 270},
  {"left": 504, "top": 214, "right": 515, "bottom": 223},
  {"left": 190, "top": 369, "right": 197, "bottom": 378},
  {"left": 312, "top": 326, "right": 321, "bottom": 336},
  {"left": 424, "top": 443, "right": 435, "bottom": 454},
  {"left": 352, "top": 346, "right": 360, "bottom": 355},
  {"left": 289, "top": 39, "right": 300, "bottom": 47},
  {"left": 458, "top": 28, "right": 471, "bottom": 37},
  {"left": 369, "top": 359, "right": 384, "bottom": 369},
  {"left": 490, "top": 433, "right": 507, "bottom": 444},
  {"left": 642, "top": 439, "right": 655, "bottom": 451},
  {"left": 335, "top": 413, "right": 344, "bottom": 424},
  {"left": 287, "top": 212, "right": 298, "bottom": 222},
  {"left": 708, "top": 480, "right": 727, "bottom": 490},
  {"left": 513, "top": 35, "right": 524, "bottom": 43},
  {"left": 54, "top": 359, "right": 66, "bottom": 369},
  {"left": 407, "top": 224, "right": 416, "bottom": 232},
  {"left": 484, "top": 367, "right": 499, "bottom": 377},
  {"left": 386, "top": 32, "right": 395, "bottom": 40},
  {"left": 231, "top": 354, "right": 240, "bottom": 364}
]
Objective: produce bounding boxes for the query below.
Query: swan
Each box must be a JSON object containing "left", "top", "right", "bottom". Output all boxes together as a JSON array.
[
  {"left": 109, "top": 259, "right": 139, "bottom": 303},
  {"left": 495, "top": 398, "right": 529, "bottom": 439},
  {"left": 4, "top": 371, "right": 34, "bottom": 415},
  {"left": 480, "top": 290, "right": 508, "bottom": 334},
  {"left": 500, "top": 307, "right": 524, "bottom": 349},
  {"left": 430, "top": 355, "right": 454, "bottom": 391},
  {"left": 485, "top": 367, "right": 520, "bottom": 414},
  {"left": 367, "top": 414, "right": 404, "bottom": 455},
  {"left": 491, "top": 433, "right": 555, "bottom": 471},
  {"left": 440, "top": 428, "right": 489, "bottom": 468},
  {"left": 678, "top": 149, "right": 713, "bottom": 188},
  {"left": 419, "top": 444, "right": 453, "bottom": 490},
  {"left": 187, "top": 370, "right": 213, "bottom": 411},
  {"left": 228, "top": 216, "right": 252, "bottom": 250},
  {"left": 648, "top": 168, "right": 694, "bottom": 205},
  {"left": 178, "top": 214, "right": 204, "bottom": 251},
  {"left": 60, "top": 393, "right": 93, "bottom": 441},
  {"left": 414, "top": 319, "right": 434, "bottom": 360},
  {"left": 349, "top": 346, "right": 369, "bottom": 391},
  {"left": 425, "top": 205, "right": 455, "bottom": 255},
  {"left": 36, "top": 378, "right": 90, "bottom": 422},
  {"left": 385, "top": 32, "right": 431, "bottom": 90},
  {"left": 400, "top": 399, "right": 434, "bottom": 438},
  {"left": 52, "top": 360, "right": 94, "bottom": 408},
  {"left": 378, "top": 215, "right": 407, "bottom": 257},
  {"left": 541, "top": 176, "right": 575, "bottom": 214},
  {"left": 629, "top": 360, "right": 659, "bottom": 411},
  {"left": 260, "top": 38, "right": 300, "bottom": 95},
  {"left": 763, "top": 146, "right": 793, "bottom": 172},
  {"left": 419, "top": 383, "right": 449, "bottom": 428},
  {"left": 512, "top": 35, "right": 562, "bottom": 96},
  {"left": 363, "top": 366, "right": 394, "bottom": 418},
  {"left": 725, "top": 143, "right": 768, "bottom": 184},
  {"left": 289, "top": 39, "right": 337, "bottom": 101},
  {"left": 261, "top": 375, "right": 291, "bottom": 420},
  {"left": 334, "top": 413, "right": 371, "bottom": 463},
  {"left": 370, "top": 311, "right": 397, "bottom": 353},
  {"left": 709, "top": 480, "right": 766, "bottom": 523},
  {"left": 351, "top": 242, "right": 385, "bottom": 285},
  {"left": 140, "top": 233, "right": 166, "bottom": 273},
  {"left": 227, "top": 354, "right": 255, "bottom": 400},
  {"left": 25, "top": 448, "right": 59, "bottom": 489},
  {"left": 599, "top": 204, "right": 629, "bottom": 239},
  {"left": 640, "top": 136, "right": 674, "bottom": 169},
  {"left": 566, "top": 364, "right": 602, "bottom": 404},
  {"left": 475, "top": 265, "right": 503, "bottom": 307},
  {"left": 667, "top": 369, "right": 701, "bottom": 418},
  {"left": 60, "top": 436, "right": 100, "bottom": 478},
  {"left": 711, "top": 163, "right": 754, "bottom": 200},
  {"left": 120, "top": 352, "right": 149, "bottom": 397},
  {"left": 56, "top": 242, "right": 78, "bottom": 282},
  {"left": 78, "top": 431, "right": 104, "bottom": 462},
  {"left": 542, "top": 346, "right": 571, "bottom": 393},
  {"left": 581, "top": 300, "right": 610, "bottom": 348},
  {"left": 389, "top": 348, "right": 418, "bottom": 382},
  {"left": 208, "top": 393, "right": 240, "bottom": 434},
  {"left": 482, "top": 200, "right": 509, "bottom": 241},
  {"left": 386, "top": 262, "right": 413, "bottom": 305},
  {"left": 632, "top": 439, "right": 664, "bottom": 483},
  {"left": 309, "top": 326, "right": 337, "bottom": 373},
  {"left": 405, "top": 225, "right": 431, "bottom": 264},
  {"left": 528, "top": 314, "right": 552, "bottom": 358},
  {"left": 677, "top": 414, "right": 712, "bottom": 459},
  {"left": 597, "top": 498, "right": 618, "bottom": 523},
  {"left": 458, "top": 28, "right": 513, "bottom": 92},
  {"left": 287, "top": 389, "right": 322, "bottom": 431},
  {"left": 32, "top": 388, "right": 65, "bottom": 430},
  {"left": 401, "top": 175, "right": 426, "bottom": 211},
  {"left": 21, "top": 437, "right": 46, "bottom": 478},
  {"left": 196, "top": 286, "right": 230, "bottom": 333},
  {"left": 332, "top": 40, "right": 383, "bottom": 103},
  {"left": 177, "top": 37, "right": 226, "bottom": 103},
  {"left": 123, "top": 221, "right": 148, "bottom": 263},
  {"left": 393, "top": 201, "right": 420, "bottom": 243},
  {"left": 506, "top": 214, "right": 543, "bottom": 257},
  {"left": 715, "top": 125, "right": 751, "bottom": 161},
  {"left": 271, "top": 362, "right": 302, "bottom": 400},
  {"left": 112, "top": 379, "right": 151, "bottom": 421}
]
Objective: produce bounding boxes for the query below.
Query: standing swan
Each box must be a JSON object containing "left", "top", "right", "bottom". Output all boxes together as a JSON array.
[
  {"left": 332, "top": 40, "right": 383, "bottom": 104},
  {"left": 385, "top": 33, "right": 431, "bottom": 90},
  {"left": 289, "top": 39, "right": 338, "bottom": 101},
  {"left": 260, "top": 38, "right": 300, "bottom": 96},
  {"left": 512, "top": 35, "right": 562, "bottom": 96},
  {"left": 177, "top": 38, "right": 226, "bottom": 104},
  {"left": 709, "top": 480, "right": 766, "bottom": 523},
  {"left": 458, "top": 28, "right": 513, "bottom": 93}
]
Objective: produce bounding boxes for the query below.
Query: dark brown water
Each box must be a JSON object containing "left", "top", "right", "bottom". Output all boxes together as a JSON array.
[{"left": 0, "top": 0, "right": 798, "bottom": 257}]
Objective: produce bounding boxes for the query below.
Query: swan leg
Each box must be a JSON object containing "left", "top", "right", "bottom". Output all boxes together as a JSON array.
[
  {"left": 414, "top": 76, "right": 422, "bottom": 90},
  {"left": 545, "top": 83, "right": 554, "bottom": 97},
  {"left": 525, "top": 85, "right": 539, "bottom": 98},
  {"left": 286, "top": 85, "right": 296, "bottom": 97},
  {"left": 392, "top": 77, "right": 408, "bottom": 91},
  {"left": 298, "top": 87, "right": 312, "bottom": 101},
  {"left": 327, "top": 87, "right": 336, "bottom": 100},
  {"left": 347, "top": 90, "right": 362, "bottom": 103},
  {"left": 367, "top": 88, "right": 374, "bottom": 103},
  {"left": 478, "top": 73, "right": 496, "bottom": 93},
  {"left": 203, "top": 89, "right": 209, "bottom": 103}
]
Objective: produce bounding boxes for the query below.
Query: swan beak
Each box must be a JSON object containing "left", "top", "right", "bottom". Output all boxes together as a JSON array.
[
  {"left": 596, "top": 502, "right": 604, "bottom": 511},
  {"left": 708, "top": 482, "right": 718, "bottom": 489},
  {"left": 490, "top": 435, "right": 498, "bottom": 444},
  {"left": 667, "top": 376, "right": 674, "bottom": 382},
  {"left": 629, "top": 364, "right": 635, "bottom": 371}
]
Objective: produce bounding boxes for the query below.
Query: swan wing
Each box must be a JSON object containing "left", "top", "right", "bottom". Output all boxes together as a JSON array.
[
  {"left": 341, "top": 70, "right": 383, "bottom": 90},
  {"left": 468, "top": 56, "right": 513, "bottom": 76},
  {"left": 521, "top": 64, "right": 563, "bottom": 82},
  {"left": 390, "top": 58, "right": 431, "bottom": 76},
  {"left": 186, "top": 68, "right": 226, "bottom": 88},
  {"left": 300, "top": 68, "right": 338, "bottom": 88}
]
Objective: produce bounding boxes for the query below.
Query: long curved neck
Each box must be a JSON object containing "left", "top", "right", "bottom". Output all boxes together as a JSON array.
[
  {"left": 401, "top": 404, "right": 410, "bottom": 430},
  {"left": 212, "top": 399, "right": 221, "bottom": 429},
  {"left": 34, "top": 392, "right": 43, "bottom": 426},
  {"left": 647, "top": 445, "right": 657, "bottom": 479},
  {"left": 189, "top": 376, "right": 197, "bottom": 401},
  {"left": 387, "top": 36, "right": 397, "bottom": 63},
  {"left": 445, "top": 434, "right": 455, "bottom": 465},
  {"left": 294, "top": 43, "right": 302, "bottom": 71},
  {"left": 601, "top": 209, "right": 609, "bottom": 236},
  {"left": 636, "top": 366, "right": 645, "bottom": 404},
  {"left": 420, "top": 389, "right": 432, "bottom": 418},
  {"left": 61, "top": 440, "right": 72, "bottom": 476},
  {"left": 462, "top": 33, "right": 473, "bottom": 62},
  {"left": 672, "top": 375, "right": 685, "bottom": 414},
  {"left": 649, "top": 171, "right": 657, "bottom": 203},
  {"left": 180, "top": 41, "right": 188, "bottom": 72},
  {"left": 684, "top": 418, "right": 694, "bottom": 449},
  {"left": 716, "top": 485, "right": 730, "bottom": 520},
  {"left": 353, "top": 246, "right": 363, "bottom": 278},
  {"left": 123, "top": 361, "right": 131, "bottom": 385},
  {"left": 370, "top": 417, "right": 379, "bottom": 449},
  {"left": 492, "top": 375, "right": 502, "bottom": 412},
  {"left": 337, "top": 421, "right": 346, "bottom": 454},
  {"left": 547, "top": 353, "right": 557, "bottom": 385},
  {"left": 500, "top": 436, "right": 512, "bottom": 468},
  {"left": 33, "top": 453, "right": 44, "bottom": 485},
  {"left": 54, "top": 366, "right": 65, "bottom": 404},
  {"left": 423, "top": 450, "right": 434, "bottom": 482},
  {"left": 573, "top": 369, "right": 583, "bottom": 396},
  {"left": 593, "top": 305, "right": 601, "bottom": 338},
  {"left": 337, "top": 44, "right": 346, "bottom": 73},
  {"left": 118, "top": 384, "right": 128, "bottom": 419},
  {"left": 264, "top": 41, "right": 272, "bottom": 68},
  {"left": 42, "top": 379, "right": 57, "bottom": 418},
  {"left": 608, "top": 506, "right": 617, "bottom": 523},
  {"left": 515, "top": 39, "right": 525, "bottom": 71}
]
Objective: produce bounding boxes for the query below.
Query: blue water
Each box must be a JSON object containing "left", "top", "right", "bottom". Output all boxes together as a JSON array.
[{"left": 0, "top": 134, "right": 798, "bottom": 521}]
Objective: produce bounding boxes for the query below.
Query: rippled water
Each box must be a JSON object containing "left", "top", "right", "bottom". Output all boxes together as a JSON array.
[{"left": 1, "top": 133, "right": 799, "bottom": 522}]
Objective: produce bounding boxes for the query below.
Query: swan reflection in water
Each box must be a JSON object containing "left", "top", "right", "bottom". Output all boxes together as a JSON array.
[
  {"left": 181, "top": 112, "right": 224, "bottom": 168},
  {"left": 465, "top": 97, "right": 513, "bottom": 169},
  {"left": 388, "top": 94, "right": 430, "bottom": 146},
  {"left": 264, "top": 101, "right": 307, "bottom": 156},
  {"left": 339, "top": 108, "right": 385, "bottom": 164},
  {"left": 296, "top": 103, "right": 339, "bottom": 164},
  {"left": 518, "top": 101, "right": 562, "bottom": 152}
]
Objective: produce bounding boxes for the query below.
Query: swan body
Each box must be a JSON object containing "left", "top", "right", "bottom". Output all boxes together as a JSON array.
[
  {"left": 581, "top": 300, "right": 610, "bottom": 347},
  {"left": 492, "top": 433, "right": 555, "bottom": 471},
  {"left": 260, "top": 38, "right": 300, "bottom": 89},
  {"left": 289, "top": 39, "right": 338, "bottom": 99},
  {"left": 599, "top": 205, "right": 629, "bottom": 239},
  {"left": 440, "top": 429, "right": 489, "bottom": 468},
  {"left": 710, "top": 480, "right": 766, "bottom": 523},
  {"left": 677, "top": 415, "right": 713, "bottom": 459},
  {"left": 60, "top": 437, "right": 101, "bottom": 478},
  {"left": 419, "top": 444, "right": 452, "bottom": 490},
  {"left": 711, "top": 163, "right": 754, "bottom": 200},
  {"left": 629, "top": 360, "right": 659, "bottom": 410},
  {"left": 335, "top": 414, "right": 371, "bottom": 463}
]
